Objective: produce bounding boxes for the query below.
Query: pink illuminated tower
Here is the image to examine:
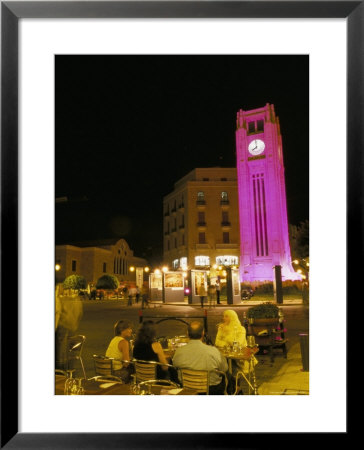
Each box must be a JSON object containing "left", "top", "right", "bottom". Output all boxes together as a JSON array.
[{"left": 236, "top": 103, "right": 300, "bottom": 282}]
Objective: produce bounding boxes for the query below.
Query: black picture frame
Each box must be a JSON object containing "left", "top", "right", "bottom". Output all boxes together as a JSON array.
[{"left": 1, "top": 1, "right": 357, "bottom": 447}]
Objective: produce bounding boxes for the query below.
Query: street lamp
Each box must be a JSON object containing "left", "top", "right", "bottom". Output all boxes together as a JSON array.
[{"left": 55, "top": 263, "right": 61, "bottom": 271}]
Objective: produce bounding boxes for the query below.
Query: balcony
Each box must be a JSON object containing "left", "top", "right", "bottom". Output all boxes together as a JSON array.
[
  {"left": 179, "top": 224, "right": 185, "bottom": 230},
  {"left": 220, "top": 200, "right": 230, "bottom": 205},
  {"left": 171, "top": 208, "right": 177, "bottom": 215},
  {"left": 215, "top": 243, "right": 239, "bottom": 249},
  {"left": 171, "top": 228, "right": 177, "bottom": 234},
  {"left": 221, "top": 221, "right": 231, "bottom": 227},
  {"left": 196, "top": 200, "right": 206, "bottom": 205},
  {"left": 178, "top": 203, "right": 185, "bottom": 210}
]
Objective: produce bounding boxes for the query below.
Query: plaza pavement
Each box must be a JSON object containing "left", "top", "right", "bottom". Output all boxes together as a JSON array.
[{"left": 75, "top": 298, "right": 309, "bottom": 395}]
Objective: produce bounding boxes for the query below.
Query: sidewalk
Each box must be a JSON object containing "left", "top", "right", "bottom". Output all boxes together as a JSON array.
[{"left": 249, "top": 342, "right": 309, "bottom": 395}]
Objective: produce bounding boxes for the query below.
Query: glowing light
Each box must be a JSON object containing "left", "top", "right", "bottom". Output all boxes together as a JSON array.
[
  {"left": 222, "top": 270, "right": 227, "bottom": 277},
  {"left": 293, "top": 260, "right": 299, "bottom": 265},
  {"left": 297, "top": 269, "right": 302, "bottom": 274},
  {"left": 182, "top": 272, "right": 187, "bottom": 278},
  {"left": 218, "top": 266, "right": 222, "bottom": 270},
  {"left": 185, "top": 288, "right": 190, "bottom": 295},
  {"left": 301, "top": 274, "right": 306, "bottom": 279},
  {"left": 213, "top": 264, "right": 218, "bottom": 269},
  {"left": 129, "top": 266, "right": 135, "bottom": 272},
  {"left": 144, "top": 267, "right": 150, "bottom": 272},
  {"left": 306, "top": 262, "right": 309, "bottom": 267},
  {"left": 154, "top": 269, "right": 161, "bottom": 275},
  {"left": 162, "top": 266, "right": 168, "bottom": 273},
  {"left": 55, "top": 264, "right": 61, "bottom": 271}
]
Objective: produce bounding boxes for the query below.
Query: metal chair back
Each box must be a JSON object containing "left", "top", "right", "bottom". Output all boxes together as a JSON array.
[
  {"left": 93, "top": 354, "right": 114, "bottom": 377},
  {"left": 180, "top": 368, "right": 210, "bottom": 394},
  {"left": 68, "top": 334, "right": 87, "bottom": 378}
]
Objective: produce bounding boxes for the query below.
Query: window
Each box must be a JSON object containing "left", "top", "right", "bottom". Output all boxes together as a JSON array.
[
  {"left": 223, "top": 232, "right": 230, "bottom": 243},
  {"left": 197, "top": 191, "right": 205, "bottom": 204},
  {"left": 222, "top": 211, "right": 229, "bottom": 223},
  {"left": 198, "top": 212, "right": 205, "bottom": 225},
  {"left": 221, "top": 177, "right": 227, "bottom": 181},
  {"left": 195, "top": 255, "right": 210, "bottom": 266},
  {"left": 203, "top": 177, "right": 209, "bottom": 181},
  {"left": 248, "top": 121, "right": 255, "bottom": 134},
  {"left": 199, "top": 232, "right": 206, "bottom": 244},
  {"left": 248, "top": 119, "right": 264, "bottom": 135},
  {"left": 172, "top": 259, "right": 179, "bottom": 269},
  {"left": 71, "top": 260, "right": 77, "bottom": 272},
  {"left": 167, "top": 240, "right": 170, "bottom": 251},
  {"left": 103, "top": 262, "right": 107, "bottom": 273},
  {"left": 181, "top": 234, "right": 185, "bottom": 246},
  {"left": 180, "top": 257, "right": 187, "bottom": 269},
  {"left": 221, "top": 191, "right": 228, "bottom": 201},
  {"left": 216, "top": 255, "right": 239, "bottom": 266}
]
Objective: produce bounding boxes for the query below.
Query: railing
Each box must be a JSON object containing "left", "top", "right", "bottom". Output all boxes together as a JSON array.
[
  {"left": 221, "top": 221, "right": 231, "bottom": 226},
  {"left": 197, "top": 222, "right": 206, "bottom": 227},
  {"left": 220, "top": 200, "right": 229, "bottom": 205},
  {"left": 196, "top": 200, "right": 206, "bottom": 205}
]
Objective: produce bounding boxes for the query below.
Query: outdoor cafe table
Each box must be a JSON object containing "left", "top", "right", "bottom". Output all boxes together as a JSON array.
[
  {"left": 55, "top": 375, "right": 197, "bottom": 395},
  {"left": 217, "top": 346, "right": 259, "bottom": 395}
]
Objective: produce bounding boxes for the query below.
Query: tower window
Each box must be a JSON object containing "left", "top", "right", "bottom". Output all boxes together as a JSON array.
[
  {"left": 199, "top": 232, "right": 206, "bottom": 244},
  {"left": 223, "top": 232, "right": 230, "bottom": 244},
  {"left": 257, "top": 119, "right": 264, "bottom": 132},
  {"left": 103, "top": 262, "right": 107, "bottom": 273},
  {"left": 71, "top": 260, "right": 77, "bottom": 272},
  {"left": 247, "top": 119, "right": 264, "bottom": 135},
  {"left": 248, "top": 121, "right": 255, "bottom": 134}
]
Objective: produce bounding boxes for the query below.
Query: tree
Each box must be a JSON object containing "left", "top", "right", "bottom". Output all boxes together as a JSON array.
[
  {"left": 289, "top": 220, "right": 309, "bottom": 260},
  {"left": 96, "top": 274, "right": 119, "bottom": 290},
  {"left": 63, "top": 274, "right": 87, "bottom": 291}
]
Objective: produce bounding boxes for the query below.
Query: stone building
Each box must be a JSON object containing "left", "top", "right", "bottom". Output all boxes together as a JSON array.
[
  {"left": 163, "top": 168, "right": 240, "bottom": 271},
  {"left": 55, "top": 238, "right": 148, "bottom": 285}
]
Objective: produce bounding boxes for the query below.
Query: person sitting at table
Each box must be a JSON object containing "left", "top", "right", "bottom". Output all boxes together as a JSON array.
[
  {"left": 106, "top": 320, "right": 134, "bottom": 383},
  {"left": 172, "top": 321, "right": 228, "bottom": 395},
  {"left": 215, "top": 309, "right": 257, "bottom": 375},
  {"left": 132, "top": 320, "right": 170, "bottom": 380}
]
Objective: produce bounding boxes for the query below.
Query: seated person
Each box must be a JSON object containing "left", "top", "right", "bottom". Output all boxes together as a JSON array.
[
  {"left": 215, "top": 309, "right": 257, "bottom": 375},
  {"left": 106, "top": 320, "right": 134, "bottom": 382},
  {"left": 132, "top": 320, "right": 170, "bottom": 380},
  {"left": 172, "top": 321, "right": 228, "bottom": 395}
]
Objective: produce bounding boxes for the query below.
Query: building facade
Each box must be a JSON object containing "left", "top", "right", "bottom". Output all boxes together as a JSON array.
[
  {"left": 55, "top": 238, "right": 148, "bottom": 285},
  {"left": 163, "top": 168, "right": 240, "bottom": 271},
  {"left": 236, "top": 103, "right": 300, "bottom": 282}
]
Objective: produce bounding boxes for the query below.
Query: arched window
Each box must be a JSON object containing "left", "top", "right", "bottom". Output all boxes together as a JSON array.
[
  {"left": 197, "top": 191, "right": 205, "bottom": 204},
  {"left": 221, "top": 191, "right": 228, "bottom": 201}
]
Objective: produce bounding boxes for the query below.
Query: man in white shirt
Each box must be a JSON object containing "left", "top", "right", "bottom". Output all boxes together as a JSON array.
[{"left": 172, "top": 321, "right": 228, "bottom": 394}]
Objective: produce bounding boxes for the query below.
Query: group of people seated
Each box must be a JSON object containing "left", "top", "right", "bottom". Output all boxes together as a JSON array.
[{"left": 105, "top": 309, "right": 257, "bottom": 394}]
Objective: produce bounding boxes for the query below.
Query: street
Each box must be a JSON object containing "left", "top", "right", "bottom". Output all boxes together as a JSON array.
[{"left": 73, "top": 299, "right": 309, "bottom": 379}]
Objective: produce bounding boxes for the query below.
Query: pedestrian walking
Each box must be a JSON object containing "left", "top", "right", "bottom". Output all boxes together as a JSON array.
[
  {"left": 215, "top": 281, "right": 221, "bottom": 304},
  {"left": 198, "top": 284, "right": 207, "bottom": 308},
  {"left": 208, "top": 283, "right": 217, "bottom": 308},
  {"left": 141, "top": 283, "right": 149, "bottom": 309}
]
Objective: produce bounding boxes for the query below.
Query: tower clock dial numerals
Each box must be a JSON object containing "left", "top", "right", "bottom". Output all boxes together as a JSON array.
[{"left": 248, "top": 139, "right": 265, "bottom": 156}]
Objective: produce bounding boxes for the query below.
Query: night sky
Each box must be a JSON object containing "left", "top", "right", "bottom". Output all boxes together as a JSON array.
[{"left": 56, "top": 55, "right": 309, "bottom": 265}]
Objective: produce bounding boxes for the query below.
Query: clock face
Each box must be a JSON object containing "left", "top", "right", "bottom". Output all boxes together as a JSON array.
[{"left": 248, "top": 139, "right": 265, "bottom": 156}]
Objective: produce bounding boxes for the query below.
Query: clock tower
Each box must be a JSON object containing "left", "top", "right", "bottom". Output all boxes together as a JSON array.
[{"left": 236, "top": 103, "right": 300, "bottom": 282}]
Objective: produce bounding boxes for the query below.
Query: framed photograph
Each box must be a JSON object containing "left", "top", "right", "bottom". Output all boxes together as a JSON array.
[{"left": 1, "top": 0, "right": 357, "bottom": 447}]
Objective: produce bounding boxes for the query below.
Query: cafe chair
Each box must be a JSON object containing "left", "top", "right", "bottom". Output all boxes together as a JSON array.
[
  {"left": 88, "top": 375, "right": 123, "bottom": 383},
  {"left": 180, "top": 369, "right": 209, "bottom": 394},
  {"left": 93, "top": 354, "right": 115, "bottom": 377},
  {"left": 67, "top": 334, "right": 87, "bottom": 379},
  {"left": 55, "top": 369, "right": 68, "bottom": 377},
  {"left": 180, "top": 369, "right": 228, "bottom": 395},
  {"left": 132, "top": 359, "right": 177, "bottom": 384}
]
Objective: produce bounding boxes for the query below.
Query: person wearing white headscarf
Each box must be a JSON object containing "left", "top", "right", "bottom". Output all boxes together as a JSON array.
[{"left": 215, "top": 310, "right": 257, "bottom": 375}]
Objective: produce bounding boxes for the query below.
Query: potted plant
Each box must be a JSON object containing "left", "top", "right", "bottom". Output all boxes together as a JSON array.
[
  {"left": 96, "top": 274, "right": 119, "bottom": 299},
  {"left": 247, "top": 302, "right": 279, "bottom": 326}
]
